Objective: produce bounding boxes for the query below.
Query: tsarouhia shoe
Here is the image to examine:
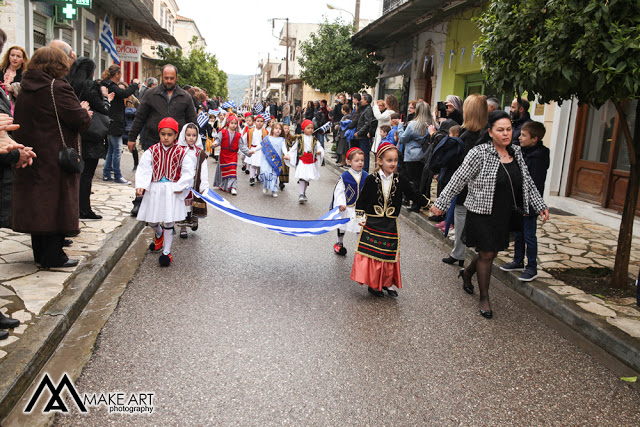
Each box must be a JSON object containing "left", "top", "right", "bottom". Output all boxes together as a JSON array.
[
  {"left": 149, "top": 231, "right": 164, "bottom": 252},
  {"left": 159, "top": 253, "right": 173, "bottom": 267},
  {"left": 334, "top": 243, "right": 347, "bottom": 256}
]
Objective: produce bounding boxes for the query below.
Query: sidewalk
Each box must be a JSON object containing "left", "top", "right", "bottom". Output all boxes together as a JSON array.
[
  {"left": 0, "top": 180, "right": 144, "bottom": 418},
  {"left": 324, "top": 145, "right": 640, "bottom": 372}
]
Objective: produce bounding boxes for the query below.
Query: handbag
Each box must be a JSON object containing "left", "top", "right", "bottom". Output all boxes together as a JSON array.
[
  {"left": 52, "top": 79, "right": 84, "bottom": 174},
  {"left": 191, "top": 150, "right": 208, "bottom": 217}
]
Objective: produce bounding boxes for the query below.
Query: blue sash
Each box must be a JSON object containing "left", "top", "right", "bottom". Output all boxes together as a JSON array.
[
  {"left": 342, "top": 170, "right": 368, "bottom": 206},
  {"left": 262, "top": 137, "right": 283, "bottom": 176}
]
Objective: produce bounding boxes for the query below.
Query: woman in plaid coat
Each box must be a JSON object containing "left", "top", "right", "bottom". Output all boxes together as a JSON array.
[{"left": 431, "top": 111, "right": 550, "bottom": 319}]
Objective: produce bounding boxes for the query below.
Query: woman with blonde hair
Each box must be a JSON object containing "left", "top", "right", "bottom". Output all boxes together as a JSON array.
[
  {"left": 1, "top": 45, "right": 28, "bottom": 101},
  {"left": 398, "top": 101, "right": 434, "bottom": 189},
  {"left": 372, "top": 94, "right": 399, "bottom": 152}
]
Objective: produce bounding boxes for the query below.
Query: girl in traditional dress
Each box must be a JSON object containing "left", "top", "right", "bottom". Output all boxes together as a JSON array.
[
  {"left": 249, "top": 122, "right": 286, "bottom": 198},
  {"left": 241, "top": 113, "right": 254, "bottom": 174},
  {"left": 279, "top": 123, "right": 295, "bottom": 190},
  {"left": 351, "top": 142, "right": 429, "bottom": 296},
  {"left": 283, "top": 119, "right": 324, "bottom": 204},
  {"left": 212, "top": 115, "right": 249, "bottom": 195},
  {"left": 135, "top": 117, "right": 196, "bottom": 266},
  {"left": 246, "top": 115, "right": 269, "bottom": 186},
  {"left": 330, "top": 147, "right": 368, "bottom": 255},
  {"left": 177, "top": 123, "right": 209, "bottom": 238}
]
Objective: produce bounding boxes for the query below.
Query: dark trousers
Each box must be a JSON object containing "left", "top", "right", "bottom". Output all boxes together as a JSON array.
[
  {"left": 31, "top": 234, "right": 67, "bottom": 267},
  {"left": 355, "top": 138, "right": 371, "bottom": 172},
  {"left": 513, "top": 215, "right": 538, "bottom": 270},
  {"left": 79, "top": 158, "right": 99, "bottom": 213},
  {"left": 405, "top": 161, "right": 423, "bottom": 191}
]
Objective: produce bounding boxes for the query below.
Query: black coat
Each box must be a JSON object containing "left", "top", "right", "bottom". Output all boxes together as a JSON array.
[
  {"left": 77, "top": 80, "right": 111, "bottom": 160},
  {"left": 102, "top": 79, "right": 139, "bottom": 135},
  {"left": 522, "top": 143, "right": 550, "bottom": 197},
  {"left": 0, "top": 149, "right": 19, "bottom": 228},
  {"left": 511, "top": 112, "right": 531, "bottom": 146},
  {"left": 128, "top": 84, "right": 198, "bottom": 150},
  {"left": 355, "top": 103, "right": 373, "bottom": 139}
]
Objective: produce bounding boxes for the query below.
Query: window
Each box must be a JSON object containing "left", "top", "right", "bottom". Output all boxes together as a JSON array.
[
  {"left": 580, "top": 101, "right": 616, "bottom": 164},
  {"left": 614, "top": 99, "right": 639, "bottom": 172}
]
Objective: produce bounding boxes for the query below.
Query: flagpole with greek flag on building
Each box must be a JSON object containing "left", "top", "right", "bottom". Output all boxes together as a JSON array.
[{"left": 99, "top": 15, "right": 120, "bottom": 65}]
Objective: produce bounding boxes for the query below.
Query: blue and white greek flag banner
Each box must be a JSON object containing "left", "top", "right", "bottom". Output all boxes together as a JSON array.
[
  {"left": 254, "top": 102, "right": 264, "bottom": 113},
  {"left": 192, "top": 188, "right": 349, "bottom": 237},
  {"left": 315, "top": 121, "right": 332, "bottom": 135},
  {"left": 197, "top": 111, "right": 209, "bottom": 127},
  {"left": 222, "top": 100, "right": 237, "bottom": 110},
  {"left": 99, "top": 15, "right": 120, "bottom": 64},
  {"left": 260, "top": 111, "right": 271, "bottom": 121}
]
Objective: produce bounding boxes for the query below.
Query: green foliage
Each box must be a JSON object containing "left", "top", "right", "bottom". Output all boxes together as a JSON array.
[
  {"left": 298, "top": 18, "right": 383, "bottom": 94},
  {"left": 157, "top": 37, "right": 228, "bottom": 98},
  {"left": 476, "top": 0, "right": 640, "bottom": 107}
]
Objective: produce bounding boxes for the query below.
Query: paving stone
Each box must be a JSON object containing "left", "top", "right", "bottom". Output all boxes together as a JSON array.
[
  {"left": 577, "top": 302, "right": 617, "bottom": 318},
  {"left": 606, "top": 317, "right": 640, "bottom": 338},
  {"left": 12, "top": 323, "right": 28, "bottom": 334},
  {"left": 0, "top": 286, "right": 15, "bottom": 297},
  {"left": 0, "top": 263, "right": 38, "bottom": 281},
  {"left": 1, "top": 250, "right": 34, "bottom": 263},
  {"left": 608, "top": 305, "right": 640, "bottom": 317},
  {"left": 568, "top": 294, "right": 607, "bottom": 304},
  {"left": 610, "top": 297, "right": 639, "bottom": 306},
  {"left": 569, "top": 256, "right": 595, "bottom": 265},
  {"left": 566, "top": 243, "right": 589, "bottom": 250},
  {"left": 555, "top": 245, "right": 586, "bottom": 256},
  {"left": 11, "top": 309, "right": 32, "bottom": 323},
  {"left": 5, "top": 272, "right": 70, "bottom": 314},
  {"left": 563, "top": 261, "right": 593, "bottom": 269},
  {"left": 549, "top": 286, "right": 585, "bottom": 296},
  {"left": 536, "top": 270, "right": 552, "bottom": 278},
  {"left": 538, "top": 254, "right": 569, "bottom": 262},
  {"left": 540, "top": 262, "right": 568, "bottom": 269},
  {"left": 0, "top": 298, "right": 10, "bottom": 307},
  {"left": 0, "top": 350, "right": 6, "bottom": 359},
  {"left": 0, "top": 239, "right": 30, "bottom": 255},
  {"left": 0, "top": 335, "right": 19, "bottom": 347}
]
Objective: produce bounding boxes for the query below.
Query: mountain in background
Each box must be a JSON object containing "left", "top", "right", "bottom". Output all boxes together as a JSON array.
[{"left": 226, "top": 74, "right": 251, "bottom": 104}]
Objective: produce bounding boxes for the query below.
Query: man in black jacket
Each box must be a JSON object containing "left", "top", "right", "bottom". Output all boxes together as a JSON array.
[
  {"left": 101, "top": 65, "right": 139, "bottom": 184},
  {"left": 127, "top": 64, "right": 197, "bottom": 215},
  {"left": 510, "top": 97, "right": 531, "bottom": 146},
  {"left": 354, "top": 93, "right": 373, "bottom": 172}
]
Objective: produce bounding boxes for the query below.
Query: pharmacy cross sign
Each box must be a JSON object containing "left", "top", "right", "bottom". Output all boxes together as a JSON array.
[
  {"left": 43, "top": 0, "right": 93, "bottom": 21},
  {"left": 62, "top": 3, "right": 77, "bottom": 19}
]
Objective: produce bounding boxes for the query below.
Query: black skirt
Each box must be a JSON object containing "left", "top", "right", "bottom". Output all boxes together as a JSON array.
[{"left": 463, "top": 161, "right": 523, "bottom": 252}]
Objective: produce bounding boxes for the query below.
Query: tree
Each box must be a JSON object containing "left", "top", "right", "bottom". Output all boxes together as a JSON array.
[
  {"left": 298, "top": 18, "right": 382, "bottom": 94},
  {"left": 157, "top": 37, "right": 228, "bottom": 98},
  {"left": 477, "top": 0, "right": 640, "bottom": 288}
]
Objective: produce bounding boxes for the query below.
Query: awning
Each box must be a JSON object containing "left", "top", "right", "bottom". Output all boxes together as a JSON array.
[
  {"left": 352, "top": 0, "right": 477, "bottom": 49},
  {"left": 98, "top": 0, "right": 180, "bottom": 47}
]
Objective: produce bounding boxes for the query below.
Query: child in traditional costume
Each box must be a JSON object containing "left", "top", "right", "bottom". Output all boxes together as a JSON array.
[
  {"left": 284, "top": 119, "right": 325, "bottom": 204},
  {"left": 241, "top": 113, "right": 254, "bottom": 174},
  {"left": 279, "top": 123, "right": 295, "bottom": 190},
  {"left": 330, "top": 147, "right": 368, "bottom": 255},
  {"left": 351, "top": 142, "right": 429, "bottom": 296},
  {"left": 212, "top": 115, "right": 249, "bottom": 195},
  {"left": 135, "top": 118, "right": 196, "bottom": 266},
  {"left": 246, "top": 115, "right": 269, "bottom": 186},
  {"left": 248, "top": 122, "right": 286, "bottom": 197},
  {"left": 177, "top": 123, "right": 209, "bottom": 238}
]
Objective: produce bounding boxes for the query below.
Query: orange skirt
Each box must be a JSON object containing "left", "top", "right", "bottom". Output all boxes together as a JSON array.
[{"left": 350, "top": 253, "right": 402, "bottom": 291}]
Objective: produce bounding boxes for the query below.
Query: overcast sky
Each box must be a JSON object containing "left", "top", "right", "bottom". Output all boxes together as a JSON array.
[{"left": 176, "top": 0, "right": 383, "bottom": 75}]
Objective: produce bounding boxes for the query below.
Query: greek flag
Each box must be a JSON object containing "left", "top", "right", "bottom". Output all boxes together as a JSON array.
[
  {"left": 99, "top": 15, "right": 120, "bottom": 64},
  {"left": 315, "top": 121, "right": 332, "bottom": 135},
  {"left": 222, "top": 100, "right": 236, "bottom": 110},
  {"left": 192, "top": 188, "right": 349, "bottom": 236},
  {"left": 197, "top": 111, "right": 209, "bottom": 127},
  {"left": 254, "top": 102, "right": 264, "bottom": 113},
  {"left": 260, "top": 111, "right": 271, "bottom": 121}
]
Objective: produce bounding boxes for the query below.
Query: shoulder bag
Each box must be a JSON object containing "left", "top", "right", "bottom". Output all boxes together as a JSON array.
[
  {"left": 191, "top": 150, "right": 208, "bottom": 217},
  {"left": 52, "top": 79, "right": 84, "bottom": 174}
]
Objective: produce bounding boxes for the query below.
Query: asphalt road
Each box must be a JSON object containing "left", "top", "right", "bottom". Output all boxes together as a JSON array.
[{"left": 56, "top": 152, "right": 640, "bottom": 426}]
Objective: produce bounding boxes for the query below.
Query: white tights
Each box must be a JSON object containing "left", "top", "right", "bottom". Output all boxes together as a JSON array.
[{"left": 298, "top": 180, "right": 308, "bottom": 195}]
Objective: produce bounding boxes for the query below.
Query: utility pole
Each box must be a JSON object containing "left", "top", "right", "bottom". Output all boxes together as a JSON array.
[
  {"left": 354, "top": 0, "right": 360, "bottom": 32},
  {"left": 285, "top": 18, "right": 289, "bottom": 102}
]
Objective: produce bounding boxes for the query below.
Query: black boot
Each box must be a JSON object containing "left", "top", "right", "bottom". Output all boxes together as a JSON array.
[
  {"left": 0, "top": 312, "right": 20, "bottom": 329},
  {"left": 131, "top": 196, "right": 142, "bottom": 217}
]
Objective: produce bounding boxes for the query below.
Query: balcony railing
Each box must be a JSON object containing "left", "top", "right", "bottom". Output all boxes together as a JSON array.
[{"left": 383, "top": 0, "right": 408, "bottom": 15}]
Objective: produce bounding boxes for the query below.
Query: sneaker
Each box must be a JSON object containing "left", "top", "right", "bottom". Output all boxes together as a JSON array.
[
  {"left": 298, "top": 194, "right": 306, "bottom": 204},
  {"left": 114, "top": 177, "right": 131, "bottom": 184},
  {"left": 250, "top": 178, "right": 255, "bottom": 186},
  {"left": 102, "top": 176, "right": 112, "bottom": 182},
  {"left": 272, "top": 192, "right": 278, "bottom": 198},
  {"left": 80, "top": 210, "right": 102, "bottom": 221},
  {"left": 500, "top": 261, "right": 525, "bottom": 272},
  {"left": 231, "top": 188, "right": 237, "bottom": 195},
  {"left": 519, "top": 269, "right": 538, "bottom": 282},
  {"left": 263, "top": 187, "right": 268, "bottom": 194}
]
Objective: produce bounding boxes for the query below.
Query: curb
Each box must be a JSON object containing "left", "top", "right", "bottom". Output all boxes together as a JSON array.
[
  {"left": 0, "top": 217, "right": 145, "bottom": 419},
  {"left": 324, "top": 155, "right": 640, "bottom": 373}
]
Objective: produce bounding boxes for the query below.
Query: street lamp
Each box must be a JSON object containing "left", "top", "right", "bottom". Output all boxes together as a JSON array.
[{"left": 326, "top": 1, "right": 360, "bottom": 31}]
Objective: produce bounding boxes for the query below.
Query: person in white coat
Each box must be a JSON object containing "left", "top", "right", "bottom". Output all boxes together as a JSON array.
[{"left": 371, "top": 94, "right": 399, "bottom": 152}]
